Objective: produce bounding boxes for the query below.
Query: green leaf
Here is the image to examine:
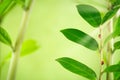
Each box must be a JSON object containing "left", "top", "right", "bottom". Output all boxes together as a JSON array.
[
  {"left": 113, "top": 16, "right": 120, "bottom": 37},
  {"left": 110, "top": 0, "right": 116, "bottom": 3},
  {"left": 15, "top": 0, "right": 25, "bottom": 5},
  {"left": 61, "top": 28, "right": 98, "bottom": 50},
  {"left": 0, "top": 27, "right": 12, "bottom": 46},
  {"left": 113, "top": 61, "right": 120, "bottom": 80},
  {"left": 20, "top": 39, "right": 39, "bottom": 56},
  {"left": 114, "top": 72, "right": 120, "bottom": 80},
  {"left": 104, "top": 64, "right": 120, "bottom": 72},
  {"left": 112, "top": 0, "right": 120, "bottom": 7},
  {"left": 0, "top": 39, "right": 39, "bottom": 68},
  {"left": 0, "top": 0, "right": 15, "bottom": 17},
  {"left": 56, "top": 57, "right": 97, "bottom": 80},
  {"left": 102, "top": 7, "right": 120, "bottom": 24},
  {"left": 76, "top": 4, "right": 101, "bottom": 27},
  {"left": 114, "top": 41, "right": 120, "bottom": 50},
  {"left": 104, "top": 17, "right": 120, "bottom": 46}
]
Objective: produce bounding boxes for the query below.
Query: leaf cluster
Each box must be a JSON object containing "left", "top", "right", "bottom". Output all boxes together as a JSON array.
[{"left": 56, "top": 1, "right": 120, "bottom": 80}]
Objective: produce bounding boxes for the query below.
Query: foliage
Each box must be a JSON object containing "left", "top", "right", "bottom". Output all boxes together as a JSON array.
[
  {"left": 56, "top": 57, "right": 97, "bottom": 80},
  {"left": 0, "top": 0, "right": 39, "bottom": 80},
  {"left": 56, "top": 1, "right": 120, "bottom": 80}
]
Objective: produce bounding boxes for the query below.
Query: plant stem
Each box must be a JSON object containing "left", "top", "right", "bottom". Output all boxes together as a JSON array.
[
  {"left": 106, "top": 18, "right": 113, "bottom": 80},
  {"left": 7, "top": 0, "right": 34, "bottom": 80},
  {"left": 98, "top": 27, "right": 103, "bottom": 80},
  {"left": 106, "top": 0, "right": 113, "bottom": 79}
]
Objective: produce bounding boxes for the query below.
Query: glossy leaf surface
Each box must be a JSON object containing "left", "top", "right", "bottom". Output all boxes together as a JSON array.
[
  {"left": 61, "top": 28, "right": 98, "bottom": 50},
  {"left": 56, "top": 57, "right": 97, "bottom": 80},
  {"left": 77, "top": 4, "right": 101, "bottom": 27}
]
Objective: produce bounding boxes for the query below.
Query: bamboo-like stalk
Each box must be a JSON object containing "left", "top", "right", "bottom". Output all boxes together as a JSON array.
[
  {"left": 7, "top": 1, "right": 34, "bottom": 80},
  {"left": 106, "top": 18, "right": 113, "bottom": 80},
  {"left": 106, "top": 0, "right": 113, "bottom": 79},
  {"left": 98, "top": 27, "right": 103, "bottom": 80}
]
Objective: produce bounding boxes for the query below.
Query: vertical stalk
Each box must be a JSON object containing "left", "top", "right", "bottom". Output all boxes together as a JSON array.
[
  {"left": 98, "top": 27, "right": 103, "bottom": 80},
  {"left": 106, "top": 0, "right": 113, "bottom": 80},
  {"left": 106, "top": 19, "right": 113, "bottom": 80},
  {"left": 7, "top": 0, "right": 34, "bottom": 80}
]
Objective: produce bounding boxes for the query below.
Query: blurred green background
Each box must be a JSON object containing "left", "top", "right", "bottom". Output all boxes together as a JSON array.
[{"left": 0, "top": 0, "right": 120, "bottom": 80}]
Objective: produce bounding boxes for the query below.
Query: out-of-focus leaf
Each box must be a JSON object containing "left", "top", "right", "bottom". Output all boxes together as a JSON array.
[
  {"left": 20, "top": 39, "right": 39, "bottom": 56},
  {"left": 104, "top": 17, "right": 120, "bottom": 46},
  {"left": 109, "top": 0, "right": 116, "bottom": 3},
  {"left": 15, "top": 0, "right": 25, "bottom": 5},
  {"left": 114, "top": 72, "right": 120, "bottom": 80},
  {"left": 0, "top": 40, "right": 39, "bottom": 68},
  {"left": 76, "top": 4, "right": 101, "bottom": 27},
  {"left": 113, "top": 16, "right": 120, "bottom": 37},
  {"left": 0, "top": 0, "right": 15, "bottom": 17},
  {"left": 22, "top": 0, "right": 32, "bottom": 10},
  {"left": 104, "top": 64, "right": 120, "bottom": 72},
  {"left": 56, "top": 57, "right": 97, "bottom": 80},
  {"left": 0, "top": 27, "right": 12, "bottom": 46},
  {"left": 114, "top": 61, "right": 120, "bottom": 80},
  {"left": 102, "top": 6, "right": 119, "bottom": 24},
  {"left": 112, "top": 0, "right": 120, "bottom": 7},
  {"left": 114, "top": 41, "right": 120, "bottom": 50},
  {"left": 61, "top": 28, "right": 98, "bottom": 50}
]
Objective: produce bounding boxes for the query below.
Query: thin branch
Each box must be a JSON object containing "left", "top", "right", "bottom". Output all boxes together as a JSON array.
[
  {"left": 106, "top": 18, "right": 113, "bottom": 80},
  {"left": 7, "top": 0, "right": 34, "bottom": 80},
  {"left": 98, "top": 27, "right": 103, "bottom": 80}
]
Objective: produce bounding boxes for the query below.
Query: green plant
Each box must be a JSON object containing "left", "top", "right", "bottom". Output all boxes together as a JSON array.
[
  {"left": 56, "top": 0, "right": 120, "bottom": 80},
  {"left": 0, "top": 0, "right": 39, "bottom": 80}
]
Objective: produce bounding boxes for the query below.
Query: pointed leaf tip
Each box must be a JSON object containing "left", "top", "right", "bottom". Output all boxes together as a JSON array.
[
  {"left": 76, "top": 4, "right": 101, "bottom": 27},
  {"left": 56, "top": 57, "right": 97, "bottom": 80},
  {"left": 0, "top": 27, "right": 12, "bottom": 47},
  {"left": 61, "top": 28, "right": 98, "bottom": 50}
]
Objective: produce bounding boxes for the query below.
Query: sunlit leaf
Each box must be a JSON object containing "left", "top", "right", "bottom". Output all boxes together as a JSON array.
[
  {"left": 102, "top": 7, "right": 119, "bottom": 24},
  {"left": 76, "top": 4, "right": 101, "bottom": 27},
  {"left": 20, "top": 39, "right": 39, "bottom": 56},
  {"left": 56, "top": 57, "right": 97, "bottom": 80},
  {"left": 0, "top": 27, "right": 12, "bottom": 46},
  {"left": 0, "top": 39, "right": 39, "bottom": 68},
  {"left": 61, "top": 28, "right": 98, "bottom": 50},
  {"left": 104, "top": 64, "right": 120, "bottom": 72}
]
